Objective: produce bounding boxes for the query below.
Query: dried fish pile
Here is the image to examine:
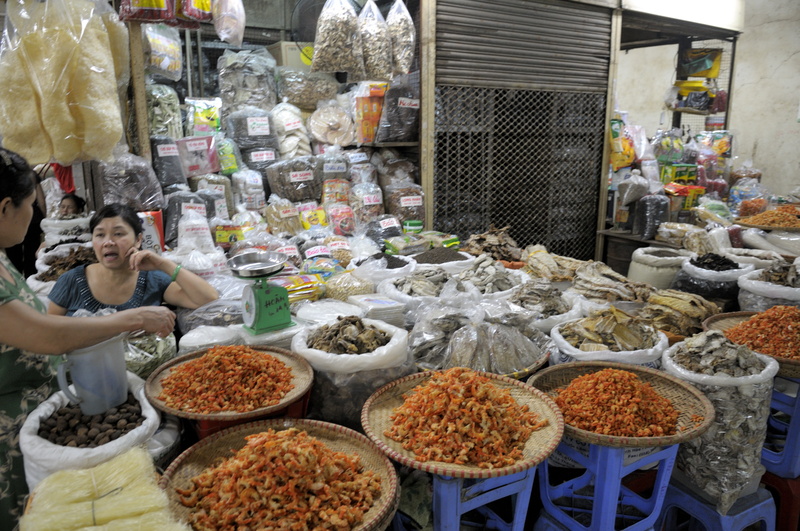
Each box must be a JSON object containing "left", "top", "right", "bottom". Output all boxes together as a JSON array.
[
  {"left": 409, "top": 305, "right": 475, "bottom": 370},
  {"left": 36, "top": 247, "right": 97, "bottom": 282},
  {"left": 524, "top": 244, "right": 585, "bottom": 282},
  {"left": 457, "top": 254, "right": 523, "bottom": 294},
  {"left": 508, "top": 280, "right": 570, "bottom": 318},
  {"left": 758, "top": 261, "right": 800, "bottom": 287},
  {"left": 460, "top": 226, "right": 523, "bottom": 262},
  {"left": 558, "top": 306, "right": 659, "bottom": 352},
  {"left": 444, "top": 322, "right": 548, "bottom": 375},
  {"left": 569, "top": 261, "right": 654, "bottom": 303},
  {"left": 307, "top": 316, "right": 390, "bottom": 354},
  {"left": 638, "top": 289, "right": 720, "bottom": 336},
  {"left": 392, "top": 268, "right": 460, "bottom": 297},
  {"left": 667, "top": 331, "right": 772, "bottom": 514}
]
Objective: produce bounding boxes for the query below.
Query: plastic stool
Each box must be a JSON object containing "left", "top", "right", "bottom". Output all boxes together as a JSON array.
[
  {"left": 538, "top": 442, "right": 678, "bottom": 530},
  {"left": 763, "top": 377, "right": 800, "bottom": 478},
  {"left": 431, "top": 466, "right": 537, "bottom": 531},
  {"left": 760, "top": 471, "right": 800, "bottom": 531},
  {"left": 657, "top": 482, "right": 776, "bottom": 531}
]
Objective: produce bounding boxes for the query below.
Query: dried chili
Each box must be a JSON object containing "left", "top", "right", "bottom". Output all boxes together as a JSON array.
[
  {"left": 554, "top": 368, "right": 679, "bottom": 437},
  {"left": 724, "top": 305, "right": 800, "bottom": 360},
  {"left": 157, "top": 345, "right": 294, "bottom": 413}
]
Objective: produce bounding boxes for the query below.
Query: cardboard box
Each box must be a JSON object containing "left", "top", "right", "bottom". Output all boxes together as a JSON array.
[{"left": 268, "top": 41, "right": 312, "bottom": 71}]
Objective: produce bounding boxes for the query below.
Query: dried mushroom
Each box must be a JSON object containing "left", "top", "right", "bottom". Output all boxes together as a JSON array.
[
  {"left": 310, "top": 0, "right": 366, "bottom": 78},
  {"left": 386, "top": 0, "right": 416, "bottom": 75},
  {"left": 357, "top": 0, "right": 393, "bottom": 81}
]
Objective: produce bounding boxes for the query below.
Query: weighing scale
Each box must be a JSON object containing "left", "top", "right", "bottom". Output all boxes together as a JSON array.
[{"left": 227, "top": 251, "right": 295, "bottom": 335}]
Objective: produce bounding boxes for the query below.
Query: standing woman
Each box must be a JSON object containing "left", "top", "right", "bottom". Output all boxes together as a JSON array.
[{"left": 0, "top": 149, "right": 176, "bottom": 524}]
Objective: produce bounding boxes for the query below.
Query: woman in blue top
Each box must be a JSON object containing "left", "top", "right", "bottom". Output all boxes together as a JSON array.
[{"left": 48, "top": 203, "right": 218, "bottom": 317}]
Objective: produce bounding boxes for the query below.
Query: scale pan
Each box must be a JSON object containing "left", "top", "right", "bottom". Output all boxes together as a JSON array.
[{"left": 227, "top": 251, "right": 287, "bottom": 278}]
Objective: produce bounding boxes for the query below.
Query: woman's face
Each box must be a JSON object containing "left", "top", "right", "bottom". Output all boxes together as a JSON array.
[
  {"left": 0, "top": 191, "right": 35, "bottom": 249},
  {"left": 59, "top": 198, "right": 79, "bottom": 217},
  {"left": 91, "top": 216, "right": 141, "bottom": 269}
]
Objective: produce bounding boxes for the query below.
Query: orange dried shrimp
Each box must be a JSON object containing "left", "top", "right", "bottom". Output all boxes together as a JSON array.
[
  {"left": 555, "top": 368, "right": 679, "bottom": 437},
  {"left": 157, "top": 345, "right": 294, "bottom": 413},
  {"left": 739, "top": 209, "right": 800, "bottom": 228},
  {"left": 384, "top": 367, "right": 548, "bottom": 469},
  {"left": 176, "top": 428, "right": 382, "bottom": 531},
  {"left": 725, "top": 305, "right": 800, "bottom": 360}
]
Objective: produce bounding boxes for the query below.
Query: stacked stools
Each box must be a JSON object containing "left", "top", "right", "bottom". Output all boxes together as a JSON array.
[
  {"left": 760, "top": 376, "right": 800, "bottom": 531},
  {"left": 658, "top": 481, "right": 776, "bottom": 530},
  {"left": 527, "top": 362, "right": 714, "bottom": 531}
]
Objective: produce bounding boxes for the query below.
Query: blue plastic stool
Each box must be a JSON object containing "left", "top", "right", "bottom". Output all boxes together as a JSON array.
[
  {"left": 763, "top": 377, "right": 800, "bottom": 478},
  {"left": 431, "top": 466, "right": 537, "bottom": 531},
  {"left": 657, "top": 482, "right": 776, "bottom": 531},
  {"left": 538, "top": 441, "right": 678, "bottom": 530}
]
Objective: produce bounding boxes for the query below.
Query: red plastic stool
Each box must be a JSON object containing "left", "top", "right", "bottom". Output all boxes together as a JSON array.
[{"left": 760, "top": 471, "right": 800, "bottom": 531}]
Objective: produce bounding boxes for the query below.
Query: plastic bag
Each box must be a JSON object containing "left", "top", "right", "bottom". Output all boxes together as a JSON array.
[
  {"left": 356, "top": 0, "right": 392, "bottom": 81},
  {"left": 325, "top": 271, "right": 373, "bottom": 301},
  {"left": 742, "top": 228, "right": 796, "bottom": 255},
  {"left": 276, "top": 67, "right": 340, "bottom": 111},
  {"left": 177, "top": 299, "right": 243, "bottom": 333},
  {"left": 663, "top": 340, "right": 778, "bottom": 515},
  {"left": 325, "top": 202, "right": 357, "bottom": 236},
  {"left": 141, "top": 23, "right": 182, "bottom": 82},
  {"left": 163, "top": 189, "right": 205, "bottom": 249},
  {"left": 633, "top": 194, "right": 671, "bottom": 240},
  {"left": 670, "top": 260, "right": 754, "bottom": 303},
  {"left": 549, "top": 322, "right": 668, "bottom": 369},
  {"left": 627, "top": 247, "right": 694, "bottom": 290},
  {"left": 187, "top": 173, "right": 234, "bottom": 218},
  {"left": 230, "top": 169, "right": 266, "bottom": 212},
  {"left": 617, "top": 169, "right": 650, "bottom": 206},
  {"left": 375, "top": 72, "right": 420, "bottom": 143},
  {"left": 218, "top": 49, "right": 278, "bottom": 115},
  {"left": 318, "top": 146, "right": 350, "bottom": 182},
  {"left": 99, "top": 147, "right": 165, "bottom": 211},
  {"left": 19, "top": 372, "right": 160, "bottom": 491},
  {"left": 212, "top": 0, "right": 245, "bottom": 46},
  {"left": 307, "top": 100, "right": 356, "bottom": 146},
  {"left": 185, "top": 97, "right": 223, "bottom": 137},
  {"left": 764, "top": 230, "right": 800, "bottom": 256},
  {"left": 408, "top": 300, "right": 484, "bottom": 370},
  {"left": 728, "top": 177, "right": 767, "bottom": 217},
  {"left": 310, "top": 0, "right": 366, "bottom": 79},
  {"left": 178, "top": 325, "right": 242, "bottom": 355},
  {"left": 176, "top": 136, "right": 221, "bottom": 177},
  {"left": 349, "top": 182, "right": 385, "bottom": 226},
  {"left": 386, "top": 0, "right": 416, "bottom": 75},
  {"left": 150, "top": 135, "right": 188, "bottom": 189},
  {"left": 225, "top": 106, "right": 279, "bottom": 151},
  {"left": 215, "top": 135, "right": 243, "bottom": 176},
  {"left": 176, "top": 209, "right": 216, "bottom": 252},
  {"left": 271, "top": 102, "right": 313, "bottom": 159},
  {"left": 119, "top": 0, "right": 174, "bottom": 21},
  {"left": 145, "top": 84, "right": 183, "bottom": 141},
  {"left": 737, "top": 268, "right": 800, "bottom": 312},
  {"left": 124, "top": 332, "right": 177, "bottom": 379},
  {"left": 265, "top": 156, "right": 322, "bottom": 203}
]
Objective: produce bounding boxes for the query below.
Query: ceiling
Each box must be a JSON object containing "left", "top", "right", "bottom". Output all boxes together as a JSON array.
[{"left": 621, "top": 10, "right": 741, "bottom": 50}]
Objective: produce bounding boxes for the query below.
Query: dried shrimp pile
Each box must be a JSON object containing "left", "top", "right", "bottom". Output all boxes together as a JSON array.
[
  {"left": 725, "top": 305, "right": 800, "bottom": 360},
  {"left": 384, "top": 367, "right": 548, "bottom": 468},
  {"left": 176, "top": 428, "right": 382, "bottom": 530},
  {"left": 157, "top": 345, "right": 294, "bottom": 413},
  {"left": 739, "top": 209, "right": 800, "bottom": 228},
  {"left": 555, "top": 368, "right": 679, "bottom": 437}
]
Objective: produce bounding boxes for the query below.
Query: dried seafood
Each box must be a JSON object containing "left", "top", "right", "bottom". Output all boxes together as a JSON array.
[
  {"left": 456, "top": 253, "right": 523, "bottom": 294},
  {"left": 558, "top": 306, "right": 659, "bottom": 352},
  {"left": 36, "top": 247, "right": 97, "bottom": 282},
  {"left": 725, "top": 305, "right": 800, "bottom": 360},
  {"left": 758, "top": 261, "right": 800, "bottom": 287},
  {"left": 508, "top": 279, "right": 570, "bottom": 317},
  {"left": 668, "top": 330, "right": 771, "bottom": 514},
  {"left": 460, "top": 226, "right": 523, "bottom": 262},
  {"left": 307, "top": 315, "right": 390, "bottom": 354},
  {"left": 569, "top": 261, "right": 654, "bottom": 303},
  {"left": 524, "top": 244, "right": 585, "bottom": 282},
  {"left": 409, "top": 305, "right": 475, "bottom": 370},
  {"left": 444, "top": 322, "right": 548, "bottom": 374},
  {"left": 384, "top": 367, "right": 548, "bottom": 468},
  {"left": 639, "top": 289, "right": 720, "bottom": 336},
  {"left": 392, "top": 268, "right": 461, "bottom": 297}
]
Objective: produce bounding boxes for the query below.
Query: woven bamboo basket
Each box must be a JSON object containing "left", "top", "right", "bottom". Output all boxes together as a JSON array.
[
  {"left": 361, "top": 370, "right": 564, "bottom": 479},
  {"left": 527, "top": 361, "right": 714, "bottom": 448},
  {"left": 159, "top": 419, "right": 398, "bottom": 531},
  {"left": 145, "top": 345, "right": 313, "bottom": 422},
  {"left": 703, "top": 311, "right": 800, "bottom": 378}
]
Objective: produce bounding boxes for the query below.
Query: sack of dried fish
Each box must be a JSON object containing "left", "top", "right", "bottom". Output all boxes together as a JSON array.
[
  {"left": 723, "top": 248, "right": 784, "bottom": 270},
  {"left": 670, "top": 257, "right": 755, "bottom": 308},
  {"left": 409, "top": 300, "right": 483, "bottom": 370},
  {"left": 504, "top": 280, "right": 584, "bottom": 334},
  {"left": 523, "top": 244, "right": 585, "bottom": 283},
  {"left": 125, "top": 332, "right": 177, "bottom": 379},
  {"left": 310, "top": 0, "right": 366, "bottom": 79},
  {"left": 445, "top": 322, "right": 549, "bottom": 375},
  {"left": 626, "top": 247, "right": 695, "bottom": 290},
  {"left": 457, "top": 253, "right": 529, "bottom": 298},
  {"left": 737, "top": 264, "right": 800, "bottom": 312},
  {"left": 638, "top": 289, "right": 720, "bottom": 337},
  {"left": 414, "top": 247, "right": 475, "bottom": 275},
  {"left": 663, "top": 332, "right": 778, "bottom": 515},
  {"left": 461, "top": 226, "right": 523, "bottom": 262},
  {"left": 292, "top": 316, "right": 411, "bottom": 429},
  {"left": 568, "top": 261, "right": 654, "bottom": 304},
  {"left": 550, "top": 307, "right": 668, "bottom": 368}
]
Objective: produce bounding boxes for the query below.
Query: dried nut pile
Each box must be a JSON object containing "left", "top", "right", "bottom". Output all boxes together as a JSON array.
[
  {"left": 37, "top": 394, "right": 144, "bottom": 448},
  {"left": 393, "top": 268, "right": 459, "bottom": 297},
  {"left": 157, "top": 345, "right": 294, "bottom": 413},
  {"left": 457, "top": 254, "right": 522, "bottom": 294},
  {"left": 460, "top": 225, "right": 523, "bottom": 262},
  {"left": 384, "top": 367, "right": 548, "bottom": 468},
  {"left": 725, "top": 305, "right": 800, "bottom": 360},
  {"left": 559, "top": 306, "right": 658, "bottom": 352},
  {"left": 177, "top": 428, "right": 381, "bottom": 530},
  {"left": 554, "top": 368, "right": 679, "bottom": 437},
  {"left": 669, "top": 330, "right": 770, "bottom": 513},
  {"left": 307, "top": 315, "right": 390, "bottom": 354},
  {"left": 639, "top": 289, "right": 720, "bottom": 336}
]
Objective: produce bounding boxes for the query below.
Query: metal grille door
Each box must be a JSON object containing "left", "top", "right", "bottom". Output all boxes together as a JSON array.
[{"left": 433, "top": 87, "right": 606, "bottom": 259}]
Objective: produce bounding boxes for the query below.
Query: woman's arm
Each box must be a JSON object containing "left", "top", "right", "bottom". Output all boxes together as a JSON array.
[
  {"left": 128, "top": 249, "right": 218, "bottom": 309},
  {"left": 47, "top": 301, "right": 68, "bottom": 316},
  {"left": 0, "top": 300, "right": 175, "bottom": 355}
]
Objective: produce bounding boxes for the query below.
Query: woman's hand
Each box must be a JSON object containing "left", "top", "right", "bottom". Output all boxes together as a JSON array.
[
  {"left": 124, "top": 306, "right": 176, "bottom": 337},
  {"left": 126, "top": 248, "right": 163, "bottom": 272}
]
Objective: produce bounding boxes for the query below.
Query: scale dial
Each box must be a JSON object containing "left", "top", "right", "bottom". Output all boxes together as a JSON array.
[{"left": 242, "top": 284, "right": 257, "bottom": 327}]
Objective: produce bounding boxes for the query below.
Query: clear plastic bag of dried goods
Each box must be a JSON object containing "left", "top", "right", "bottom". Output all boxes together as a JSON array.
[
  {"left": 225, "top": 106, "right": 279, "bottom": 151},
  {"left": 212, "top": 0, "right": 245, "bottom": 47},
  {"left": 141, "top": 23, "right": 182, "bottom": 82},
  {"left": 177, "top": 298, "right": 243, "bottom": 333},
  {"left": 145, "top": 85, "right": 183, "bottom": 141},
  {"left": 310, "top": 0, "right": 366, "bottom": 79},
  {"left": 124, "top": 332, "right": 177, "bottom": 379},
  {"left": 376, "top": 72, "right": 420, "bottom": 143},
  {"left": 98, "top": 146, "right": 165, "bottom": 211},
  {"left": 356, "top": 0, "right": 392, "bottom": 81},
  {"left": 150, "top": 135, "right": 189, "bottom": 189},
  {"left": 276, "top": 67, "right": 340, "bottom": 111},
  {"left": 218, "top": 49, "right": 277, "bottom": 115},
  {"left": 737, "top": 267, "right": 800, "bottom": 312},
  {"left": 163, "top": 188, "right": 205, "bottom": 249},
  {"left": 408, "top": 299, "right": 484, "bottom": 370},
  {"left": 386, "top": 0, "right": 416, "bottom": 75},
  {"left": 633, "top": 194, "right": 671, "bottom": 241}
]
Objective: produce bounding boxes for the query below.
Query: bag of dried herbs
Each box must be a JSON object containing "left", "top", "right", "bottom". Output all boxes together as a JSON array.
[
  {"left": 151, "top": 135, "right": 189, "bottom": 189},
  {"left": 145, "top": 85, "right": 183, "bottom": 141},
  {"left": 276, "top": 67, "right": 340, "bottom": 112},
  {"left": 99, "top": 147, "right": 165, "bottom": 212},
  {"left": 266, "top": 156, "right": 323, "bottom": 203},
  {"left": 217, "top": 48, "right": 277, "bottom": 115},
  {"left": 163, "top": 189, "right": 205, "bottom": 249},
  {"left": 310, "top": 0, "right": 366, "bottom": 80},
  {"left": 224, "top": 106, "right": 279, "bottom": 151},
  {"left": 375, "top": 72, "right": 420, "bottom": 143},
  {"left": 125, "top": 332, "right": 177, "bottom": 379},
  {"left": 386, "top": 0, "right": 416, "bottom": 75},
  {"left": 356, "top": 0, "right": 392, "bottom": 81}
]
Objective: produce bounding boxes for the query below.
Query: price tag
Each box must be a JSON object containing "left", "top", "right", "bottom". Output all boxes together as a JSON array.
[
  {"left": 186, "top": 138, "right": 208, "bottom": 151},
  {"left": 246, "top": 117, "right": 271, "bottom": 136},
  {"left": 181, "top": 202, "right": 207, "bottom": 217},
  {"left": 323, "top": 162, "right": 347, "bottom": 173},
  {"left": 250, "top": 150, "right": 276, "bottom": 162},
  {"left": 363, "top": 194, "right": 382, "bottom": 206},
  {"left": 156, "top": 143, "right": 179, "bottom": 157},
  {"left": 284, "top": 118, "right": 303, "bottom": 131},
  {"left": 279, "top": 206, "right": 299, "bottom": 219},
  {"left": 348, "top": 152, "right": 369, "bottom": 163},
  {"left": 276, "top": 245, "right": 300, "bottom": 257},
  {"left": 400, "top": 196, "right": 423, "bottom": 207},
  {"left": 398, "top": 97, "right": 420, "bottom": 109},
  {"left": 379, "top": 217, "right": 400, "bottom": 229},
  {"left": 305, "top": 245, "right": 331, "bottom": 258},
  {"left": 290, "top": 170, "right": 314, "bottom": 183}
]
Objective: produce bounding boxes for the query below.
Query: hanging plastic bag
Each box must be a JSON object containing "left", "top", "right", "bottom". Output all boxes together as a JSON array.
[
  {"left": 310, "top": 0, "right": 366, "bottom": 79},
  {"left": 98, "top": 146, "right": 165, "bottom": 211},
  {"left": 142, "top": 23, "right": 183, "bottom": 82},
  {"left": 119, "top": 0, "right": 175, "bottom": 21},
  {"left": 213, "top": 0, "right": 245, "bottom": 46},
  {"left": 218, "top": 49, "right": 278, "bottom": 115},
  {"left": 386, "top": 0, "right": 416, "bottom": 75},
  {"left": 357, "top": 0, "right": 393, "bottom": 81}
]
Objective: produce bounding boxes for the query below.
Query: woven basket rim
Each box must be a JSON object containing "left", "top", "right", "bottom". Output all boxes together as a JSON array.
[
  {"left": 159, "top": 418, "right": 398, "bottom": 531},
  {"left": 527, "top": 361, "right": 715, "bottom": 448},
  {"left": 144, "top": 345, "right": 313, "bottom": 421},
  {"left": 361, "top": 370, "right": 565, "bottom": 479},
  {"left": 702, "top": 311, "right": 800, "bottom": 378}
]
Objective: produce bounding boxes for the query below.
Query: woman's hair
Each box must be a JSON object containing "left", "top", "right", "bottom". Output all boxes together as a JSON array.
[
  {"left": 59, "top": 193, "right": 86, "bottom": 213},
  {"left": 0, "top": 148, "right": 36, "bottom": 207},
  {"left": 90, "top": 203, "right": 143, "bottom": 237}
]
